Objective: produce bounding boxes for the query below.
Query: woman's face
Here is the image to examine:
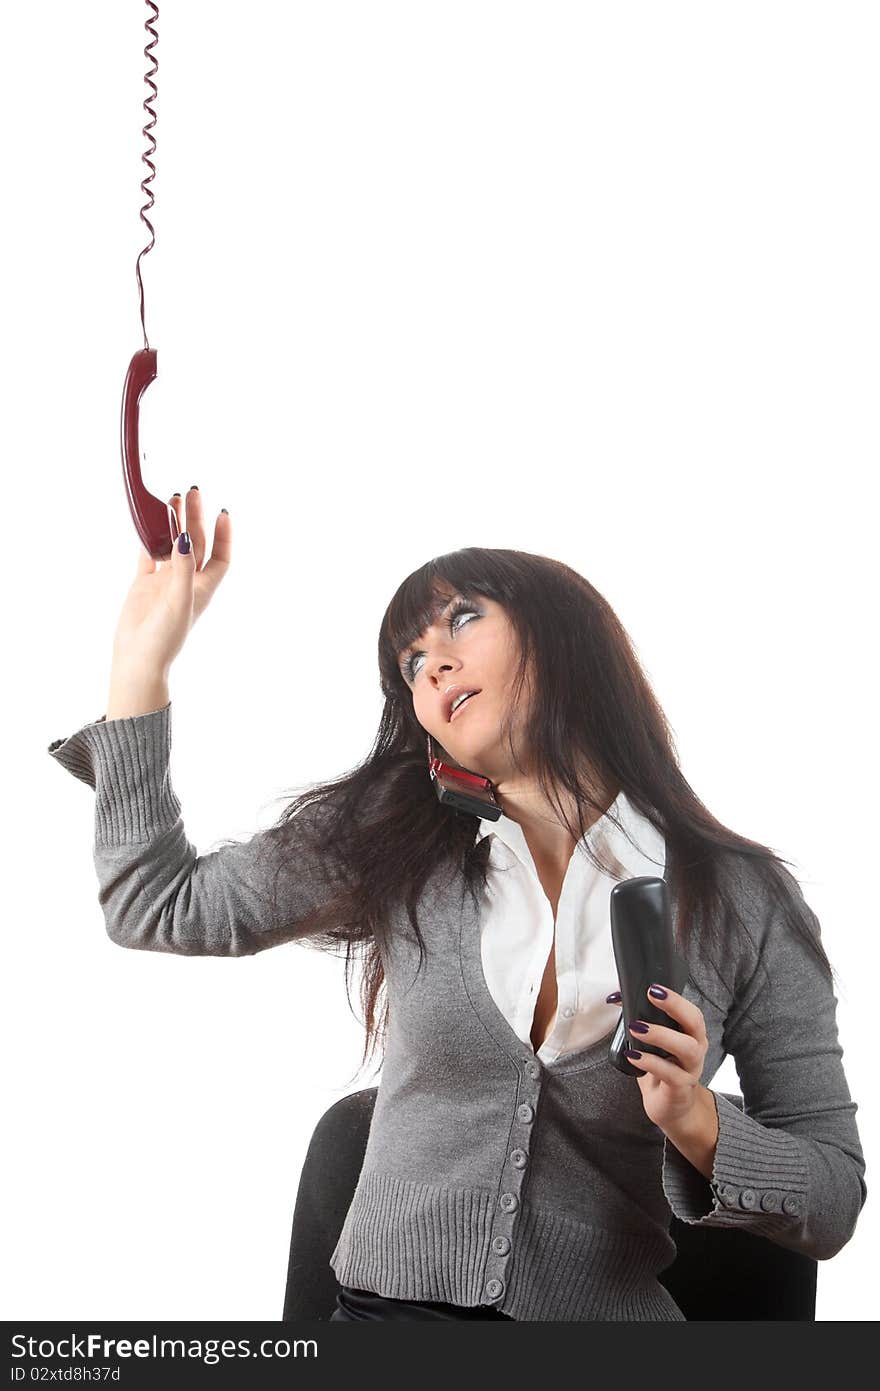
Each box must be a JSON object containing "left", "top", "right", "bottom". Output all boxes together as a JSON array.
[{"left": 398, "top": 592, "right": 528, "bottom": 778}]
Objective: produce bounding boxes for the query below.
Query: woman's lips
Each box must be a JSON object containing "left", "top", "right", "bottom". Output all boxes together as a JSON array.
[{"left": 449, "top": 692, "right": 479, "bottom": 723}]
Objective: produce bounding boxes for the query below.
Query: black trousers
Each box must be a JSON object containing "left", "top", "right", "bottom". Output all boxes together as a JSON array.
[{"left": 330, "top": 1284, "right": 515, "bottom": 1321}]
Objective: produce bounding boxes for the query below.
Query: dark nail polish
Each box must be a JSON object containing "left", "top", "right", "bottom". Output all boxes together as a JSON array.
[
  {"left": 648, "top": 984, "right": 668, "bottom": 999},
  {"left": 178, "top": 531, "right": 191, "bottom": 554},
  {"left": 220, "top": 508, "right": 228, "bottom": 515},
  {"left": 605, "top": 991, "right": 621, "bottom": 1004},
  {"left": 190, "top": 484, "right": 199, "bottom": 491},
  {"left": 625, "top": 1048, "right": 643, "bottom": 1060},
  {"left": 172, "top": 492, "right": 181, "bottom": 498},
  {"left": 628, "top": 1020, "right": 650, "bottom": 1034}
]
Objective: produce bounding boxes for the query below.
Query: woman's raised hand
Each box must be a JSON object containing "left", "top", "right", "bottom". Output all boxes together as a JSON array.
[{"left": 109, "top": 487, "right": 231, "bottom": 679}]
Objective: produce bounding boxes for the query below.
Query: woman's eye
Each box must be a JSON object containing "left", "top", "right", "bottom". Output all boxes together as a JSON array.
[
  {"left": 450, "top": 607, "right": 477, "bottom": 634},
  {"left": 405, "top": 604, "right": 479, "bottom": 682}
]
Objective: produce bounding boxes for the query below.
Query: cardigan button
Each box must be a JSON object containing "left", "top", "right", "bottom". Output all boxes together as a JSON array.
[
  {"left": 499, "top": 1192, "right": 519, "bottom": 1213},
  {"left": 782, "top": 1194, "right": 801, "bottom": 1216},
  {"left": 526, "top": 1061, "right": 540, "bottom": 1079},
  {"left": 759, "top": 1191, "right": 780, "bottom": 1212},
  {"left": 739, "top": 1188, "right": 757, "bottom": 1210},
  {"left": 516, "top": 1104, "right": 534, "bottom": 1123},
  {"left": 716, "top": 1185, "right": 738, "bottom": 1208},
  {"left": 485, "top": 1278, "right": 504, "bottom": 1300},
  {"left": 510, "top": 1149, "right": 527, "bottom": 1168},
  {"left": 492, "top": 1236, "right": 511, "bottom": 1256}
]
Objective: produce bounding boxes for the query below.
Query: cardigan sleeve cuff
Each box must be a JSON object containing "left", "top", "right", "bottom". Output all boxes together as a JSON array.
[
  {"left": 661, "top": 1090, "right": 810, "bottom": 1237},
  {"left": 47, "top": 703, "right": 182, "bottom": 847}
]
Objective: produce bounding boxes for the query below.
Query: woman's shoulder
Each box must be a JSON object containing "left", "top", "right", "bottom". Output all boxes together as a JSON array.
[
  {"left": 708, "top": 846, "right": 829, "bottom": 1001},
  {"left": 710, "top": 842, "right": 806, "bottom": 917}
]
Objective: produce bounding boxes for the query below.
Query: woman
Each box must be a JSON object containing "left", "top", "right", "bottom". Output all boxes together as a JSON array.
[{"left": 48, "top": 488, "right": 867, "bottom": 1321}]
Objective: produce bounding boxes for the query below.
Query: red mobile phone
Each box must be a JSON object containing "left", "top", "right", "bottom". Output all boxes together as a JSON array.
[{"left": 427, "top": 735, "right": 502, "bottom": 820}]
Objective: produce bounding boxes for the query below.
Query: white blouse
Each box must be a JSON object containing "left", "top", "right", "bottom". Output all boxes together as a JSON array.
[{"left": 474, "top": 790, "right": 667, "bottom": 1064}]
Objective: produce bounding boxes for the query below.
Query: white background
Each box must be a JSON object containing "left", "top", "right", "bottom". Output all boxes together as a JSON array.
[{"left": 3, "top": 1, "right": 876, "bottom": 1322}]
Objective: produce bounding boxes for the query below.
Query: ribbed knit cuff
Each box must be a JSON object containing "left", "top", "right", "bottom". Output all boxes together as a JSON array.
[
  {"left": 662, "top": 1090, "right": 809, "bottom": 1233},
  {"left": 47, "top": 703, "right": 182, "bottom": 847}
]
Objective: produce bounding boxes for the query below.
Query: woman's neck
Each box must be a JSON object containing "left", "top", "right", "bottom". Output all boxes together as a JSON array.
[{"left": 495, "top": 777, "right": 620, "bottom": 871}]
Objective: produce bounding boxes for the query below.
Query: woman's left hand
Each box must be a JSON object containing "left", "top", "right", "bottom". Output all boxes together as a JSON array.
[{"left": 614, "top": 984, "right": 711, "bottom": 1134}]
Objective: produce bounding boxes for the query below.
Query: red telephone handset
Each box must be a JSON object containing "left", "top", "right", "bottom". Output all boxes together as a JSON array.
[{"left": 121, "top": 348, "right": 178, "bottom": 559}]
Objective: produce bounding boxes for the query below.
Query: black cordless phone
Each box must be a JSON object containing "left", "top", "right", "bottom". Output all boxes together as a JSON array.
[{"left": 608, "top": 876, "right": 690, "bottom": 1077}]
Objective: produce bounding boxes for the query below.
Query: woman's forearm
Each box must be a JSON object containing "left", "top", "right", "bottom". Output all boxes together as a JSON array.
[
  {"left": 661, "top": 1086, "right": 720, "bottom": 1181},
  {"left": 105, "top": 667, "right": 170, "bottom": 721}
]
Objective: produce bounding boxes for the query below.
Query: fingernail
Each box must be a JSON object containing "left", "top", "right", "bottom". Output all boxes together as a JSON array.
[
  {"left": 625, "top": 1048, "right": 643, "bottom": 1060},
  {"left": 172, "top": 492, "right": 181, "bottom": 499},
  {"left": 178, "top": 531, "right": 191, "bottom": 554},
  {"left": 648, "top": 984, "right": 667, "bottom": 999},
  {"left": 605, "top": 991, "right": 621, "bottom": 1004},
  {"left": 628, "top": 1020, "right": 650, "bottom": 1034},
  {"left": 190, "top": 484, "right": 199, "bottom": 491},
  {"left": 220, "top": 508, "right": 228, "bottom": 515}
]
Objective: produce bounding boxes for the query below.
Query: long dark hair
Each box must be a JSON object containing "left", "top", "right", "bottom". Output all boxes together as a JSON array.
[{"left": 239, "top": 547, "right": 835, "bottom": 1082}]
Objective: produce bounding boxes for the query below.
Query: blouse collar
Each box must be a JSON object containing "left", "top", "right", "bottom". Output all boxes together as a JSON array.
[{"left": 474, "top": 788, "right": 666, "bottom": 880}]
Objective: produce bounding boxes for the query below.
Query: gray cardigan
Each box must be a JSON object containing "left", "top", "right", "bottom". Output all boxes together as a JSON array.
[{"left": 48, "top": 702, "right": 867, "bottom": 1321}]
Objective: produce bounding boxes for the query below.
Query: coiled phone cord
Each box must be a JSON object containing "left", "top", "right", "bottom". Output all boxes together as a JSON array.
[{"left": 135, "top": 1, "right": 158, "bottom": 353}]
